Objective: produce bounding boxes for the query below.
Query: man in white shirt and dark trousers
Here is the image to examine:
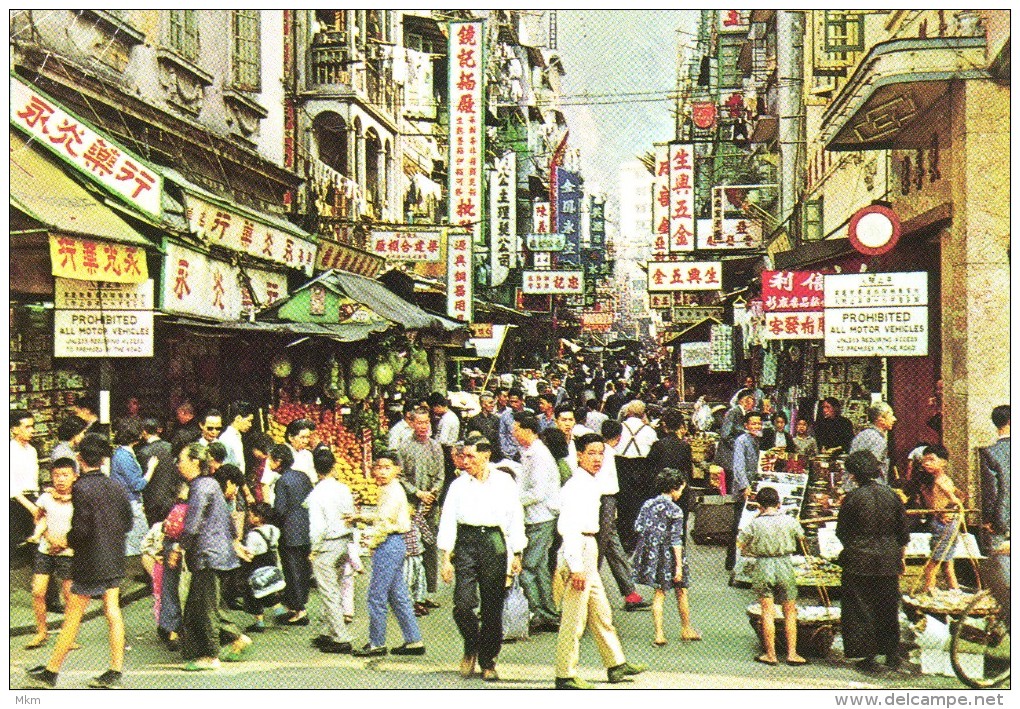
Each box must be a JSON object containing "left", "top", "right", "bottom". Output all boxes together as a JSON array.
[
  {"left": 306, "top": 447, "right": 356, "bottom": 654},
  {"left": 512, "top": 412, "right": 561, "bottom": 633},
  {"left": 615, "top": 400, "right": 658, "bottom": 553},
  {"left": 554, "top": 433, "right": 646, "bottom": 689},
  {"left": 438, "top": 439, "right": 526, "bottom": 682}
]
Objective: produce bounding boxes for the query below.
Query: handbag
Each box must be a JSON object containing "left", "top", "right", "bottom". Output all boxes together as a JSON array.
[
  {"left": 163, "top": 503, "right": 188, "bottom": 541},
  {"left": 501, "top": 574, "right": 530, "bottom": 641},
  {"left": 248, "top": 565, "right": 286, "bottom": 599}
]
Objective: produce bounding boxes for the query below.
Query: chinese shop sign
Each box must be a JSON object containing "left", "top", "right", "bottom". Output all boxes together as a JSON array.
[
  {"left": 522, "top": 270, "right": 584, "bottom": 295},
  {"left": 762, "top": 312, "right": 826, "bottom": 340},
  {"left": 446, "top": 229, "right": 473, "bottom": 322},
  {"left": 581, "top": 311, "right": 613, "bottom": 331},
  {"left": 823, "top": 272, "right": 929, "bottom": 357},
  {"left": 369, "top": 230, "right": 443, "bottom": 262},
  {"left": 554, "top": 168, "right": 582, "bottom": 265},
  {"left": 12, "top": 76, "right": 162, "bottom": 219},
  {"left": 533, "top": 202, "right": 551, "bottom": 234},
  {"left": 316, "top": 238, "right": 385, "bottom": 277},
  {"left": 489, "top": 152, "right": 517, "bottom": 286},
  {"left": 667, "top": 143, "right": 695, "bottom": 253},
  {"left": 651, "top": 144, "right": 669, "bottom": 256},
  {"left": 448, "top": 20, "right": 485, "bottom": 247},
  {"left": 761, "top": 271, "right": 825, "bottom": 312},
  {"left": 698, "top": 217, "right": 763, "bottom": 250},
  {"left": 526, "top": 233, "right": 566, "bottom": 252},
  {"left": 647, "top": 261, "right": 723, "bottom": 291},
  {"left": 718, "top": 10, "right": 749, "bottom": 32},
  {"left": 680, "top": 341, "right": 712, "bottom": 368},
  {"left": 49, "top": 235, "right": 148, "bottom": 284},
  {"left": 649, "top": 293, "right": 673, "bottom": 309},
  {"left": 54, "top": 278, "right": 154, "bottom": 358},
  {"left": 184, "top": 194, "right": 316, "bottom": 274},
  {"left": 55, "top": 278, "right": 154, "bottom": 310}
]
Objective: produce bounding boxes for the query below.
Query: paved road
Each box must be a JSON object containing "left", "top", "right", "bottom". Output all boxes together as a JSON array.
[{"left": 9, "top": 541, "right": 963, "bottom": 691}]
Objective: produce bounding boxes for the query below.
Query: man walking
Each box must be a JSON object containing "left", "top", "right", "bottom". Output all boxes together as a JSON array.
[
  {"left": 26, "top": 433, "right": 133, "bottom": 689},
  {"left": 11, "top": 409, "right": 40, "bottom": 559},
  {"left": 438, "top": 439, "right": 526, "bottom": 681},
  {"left": 728, "top": 411, "right": 764, "bottom": 573},
  {"left": 979, "top": 405, "right": 1010, "bottom": 616},
  {"left": 399, "top": 410, "right": 446, "bottom": 609},
  {"left": 512, "top": 412, "right": 561, "bottom": 633},
  {"left": 849, "top": 402, "right": 896, "bottom": 484},
  {"left": 465, "top": 391, "right": 503, "bottom": 462},
  {"left": 219, "top": 401, "right": 254, "bottom": 475},
  {"left": 138, "top": 418, "right": 180, "bottom": 526},
  {"left": 554, "top": 433, "right": 645, "bottom": 689}
]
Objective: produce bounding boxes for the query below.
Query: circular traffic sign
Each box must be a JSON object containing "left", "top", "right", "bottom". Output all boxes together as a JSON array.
[{"left": 848, "top": 204, "right": 901, "bottom": 256}]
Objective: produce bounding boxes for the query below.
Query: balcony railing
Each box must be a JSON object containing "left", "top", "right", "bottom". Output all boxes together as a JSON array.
[
  {"left": 310, "top": 45, "right": 353, "bottom": 87},
  {"left": 309, "top": 46, "right": 398, "bottom": 121}
]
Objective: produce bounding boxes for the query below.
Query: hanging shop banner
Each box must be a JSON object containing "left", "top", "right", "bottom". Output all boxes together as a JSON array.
[
  {"left": 823, "top": 271, "right": 929, "bottom": 357},
  {"left": 532, "top": 202, "right": 551, "bottom": 234},
  {"left": 762, "top": 311, "right": 825, "bottom": 340},
  {"left": 316, "top": 238, "right": 385, "bottom": 276},
  {"left": 184, "top": 194, "right": 316, "bottom": 273},
  {"left": 652, "top": 144, "right": 670, "bottom": 255},
  {"left": 673, "top": 305, "right": 724, "bottom": 323},
  {"left": 580, "top": 311, "right": 613, "bottom": 331},
  {"left": 448, "top": 20, "right": 486, "bottom": 248},
  {"left": 649, "top": 293, "right": 673, "bottom": 309},
  {"left": 161, "top": 242, "right": 287, "bottom": 320},
  {"left": 12, "top": 76, "right": 163, "bottom": 219},
  {"left": 718, "top": 10, "right": 749, "bottom": 32},
  {"left": 692, "top": 101, "right": 718, "bottom": 130},
  {"left": 823, "top": 271, "right": 928, "bottom": 308},
  {"left": 55, "top": 278, "right": 154, "bottom": 310},
  {"left": 49, "top": 235, "right": 148, "bottom": 284},
  {"left": 554, "top": 168, "right": 582, "bottom": 265},
  {"left": 668, "top": 143, "right": 695, "bottom": 253},
  {"left": 680, "top": 341, "right": 712, "bottom": 368},
  {"left": 709, "top": 323, "right": 734, "bottom": 372},
  {"left": 697, "top": 217, "right": 764, "bottom": 250},
  {"left": 369, "top": 230, "right": 443, "bottom": 262},
  {"left": 761, "top": 270, "right": 825, "bottom": 312},
  {"left": 647, "top": 261, "right": 723, "bottom": 291},
  {"left": 446, "top": 228, "right": 473, "bottom": 322},
  {"left": 526, "top": 233, "right": 565, "bottom": 252},
  {"left": 588, "top": 196, "right": 606, "bottom": 273},
  {"left": 522, "top": 270, "right": 584, "bottom": 295},
  {"left": 489, "top": 152, "right": 517, "bottom": 286},
  {"left": 54, "top": 310, "right": 154, "bottom": 358},
  {"left": 711, "top": 187, "right": 725, "bottom": 244},
  {"left": 532, "top": 252, "right": 552, "bottom": 269}
]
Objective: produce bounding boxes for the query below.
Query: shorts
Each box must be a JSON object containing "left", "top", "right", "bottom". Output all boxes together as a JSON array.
[
  {"left": 749, "top": 556, "right": 798, "bottom": 604},
  {"left": 71, "top": 577, "right": 122, "bottom": 599},
  {"left": 33, "top": 550, "right": 72, "bottom": 578},
  {"left": 930, "top": 517, "right": 961, "bottom": 562}
]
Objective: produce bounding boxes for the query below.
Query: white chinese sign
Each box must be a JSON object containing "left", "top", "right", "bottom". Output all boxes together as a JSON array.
[
  {"left": 55, "top": 310, "right": 154, "bottom": 358},
  {"left": 526, "top": 233, "right": 566, "bottom": 251},
  {"left": 824, "top": 272, "right": 929, "bottom": 357},
  {"left": 448, "top": 20, "right": 485, "bottom": 247},
  {"left": 647, "top": 261, "right": 723, "bottom": 291},
  {"left": 651, "top": 144, "right": 669, "bottom": 256},
  {"left": 446, "top": 229, "right": 473, "bottom": 322},
  {"left": 697, "top": 217, "right": 764, "bottom": 250},
  {"left": 12, "top": 76, "right": 163, "bottom": 218},
  {"left": 668, "top": 143, "right": 695, "bottom": 252},
  {"left": 533, "top": 202, "right": 551, "bottom": 234},
  {"left": 370, "top": 230, "right": 443, "bottom": 262},
  {"left": 184, "top": 194, "right": 316, "bottom": 274},
  {"left": 522, "top": 270, "right": 584, "bottom": 295},
  {"left": 489, "top": 152, "right": 517, "bottom": 286},
  {"left": 532, "top": 252, "right": 551, "bottom": 269},
  {"left": 55, "top": 278, "right": 154, "bottom": 310},
  {"left": 763, "top": 311, "right": 825, "bottom": 340},
  {"left": 823, "top": 271, "right": 929, "bottom": 308},
  {"left": 718, "top": 10, "right": 749, "bottom": 32},
  {"left": 161, "top": 242, "right": 287, "bottom": 320}
]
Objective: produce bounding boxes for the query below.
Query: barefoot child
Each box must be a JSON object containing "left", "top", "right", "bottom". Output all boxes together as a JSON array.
[
  {"left": 631, "top": 468, "right": 701, "bottom": 646},
  {"left": 24, "top": 458, "right": 77, "bottom": 650},
  {"left": 737, "top": 485, "right": 807, "bottom": 666},
  {"left": 917, "top": 444, "right": 965, "bottom": 593}
]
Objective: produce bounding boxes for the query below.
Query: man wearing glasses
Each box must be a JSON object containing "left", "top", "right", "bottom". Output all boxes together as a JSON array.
[{"left": 196, "top": 410, "right": 224, "bottom": 448}]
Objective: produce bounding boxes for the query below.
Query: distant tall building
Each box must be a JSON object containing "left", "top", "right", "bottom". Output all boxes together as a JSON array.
[{"left": 616, "top": 159, "right": 653, "bottom": 260}]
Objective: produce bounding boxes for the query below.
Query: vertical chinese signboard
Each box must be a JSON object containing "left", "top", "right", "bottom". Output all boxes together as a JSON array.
[
  {"left": 446, "top": 228, "right": 473, "bottom": 322},
  {"left": 489, "top": 152, "right": 516, "bottom": 286},
  {"left": 533, "top": 202, "right": 551, "bottom": 234},
  {"left": 555, "top": 168, "right": 582, "bottom": 266},
  {"left": 761, "top": 270, "right": 825, "bottom": 340},
  {"left": 11, "top": 76, "right": 163, "bottom": 219},
  {"left": 448, "top": 20, "right": 485, "bottom": 250},
  {"left": 651, "top": 144, "right": 670, "bottom": 257},
  {"left": 668, "top": 143, "right": 695, "bottom": 253}
]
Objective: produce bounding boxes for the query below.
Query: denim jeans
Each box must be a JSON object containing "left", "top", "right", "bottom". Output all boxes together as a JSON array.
[
  {"left": 367, "top": 534, "right": 421, "bottom": 648},
  {"left": 159, "top": 539, "right": 183, "bottom": 633},
  {"left": 521, "top": 519, "right": 558, "bottom": 623}
]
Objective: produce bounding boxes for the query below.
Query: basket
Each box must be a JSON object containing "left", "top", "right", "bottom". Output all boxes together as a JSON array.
[{"left": 746, "top": 603, "right": 841, "bottom": 657}]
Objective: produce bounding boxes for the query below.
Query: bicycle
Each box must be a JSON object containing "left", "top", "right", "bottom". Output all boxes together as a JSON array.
[{"left": 949, "top": 553, "right": 1010, "bottom": 688}]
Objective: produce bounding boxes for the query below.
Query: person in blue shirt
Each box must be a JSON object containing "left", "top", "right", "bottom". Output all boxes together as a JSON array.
[
  {"left": 727, "top": 410, "right": 763, "bottom": 573},
  {"left": 110, "top": 420, "right": 149, "bottom": 558}
]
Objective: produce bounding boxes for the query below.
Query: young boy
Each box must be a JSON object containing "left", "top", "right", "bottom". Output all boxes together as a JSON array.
[
  {"left": 24, "top": 458, "right": 77, "bottom": 650},
  {"left": 737, "top": 486, "right": 808, "bottom": 667},
  {"left": 918, "top": 444, "right": 965, "bottom": 593},
  {"left": 792, "top": 418, "right": 818, "bottom": 458}
]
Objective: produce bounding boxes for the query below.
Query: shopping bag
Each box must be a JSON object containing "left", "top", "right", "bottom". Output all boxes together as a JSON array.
[
  {"left": 248, "top": 565, "right": 286, "bottom": 599},
  {"left": 502, "top": 575, "right": 530, "bottom": 641}
]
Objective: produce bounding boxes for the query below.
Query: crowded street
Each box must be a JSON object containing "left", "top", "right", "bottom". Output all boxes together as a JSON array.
[{"left": 8, "top": 9, "right": 1011, "bottom": 700}]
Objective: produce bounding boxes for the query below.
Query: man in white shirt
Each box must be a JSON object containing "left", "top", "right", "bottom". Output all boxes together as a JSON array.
[
  {"left": 615, "top": 400, "right": 658, "bottom": 552},
  {"left": 512, "top": 413, "right": 561, "bottom": 633},
  {"left": 438, "top": 439, "right": 526, "bottom": 682},
  {"left": 285, "top": 419, "right": 316, "bottom": 484},
  {"left": 388, "top": 400, "right": 421, "bottom": 451},
  {"left": 10, "top": 409, "right": 40, "bottom": 556},
  {"left": 554, "top": 433, "right": 645, "bottom": 689},
  {"left": 428, "top": 392, "right": 461, "bottom": 447},
  {"left": 219, "top": 401, "right": 254, "bottom": 475}
]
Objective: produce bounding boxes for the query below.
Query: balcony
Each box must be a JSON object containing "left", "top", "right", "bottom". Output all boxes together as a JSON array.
[
  {"left": 310, "top": 44, "right": 353, "bottom": 87},
  {"left": 308, "top": 47, "right": 398, "bottom": 124}
]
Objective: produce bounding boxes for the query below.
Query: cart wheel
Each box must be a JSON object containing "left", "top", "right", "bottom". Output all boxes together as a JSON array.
[{"left": 950, "top": 590, "right": 1011, "bottom": 689}]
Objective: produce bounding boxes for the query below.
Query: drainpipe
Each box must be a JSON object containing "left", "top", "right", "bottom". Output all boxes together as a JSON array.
[{"left": 776, "top": 11, "right": 805, "bottom": 226}]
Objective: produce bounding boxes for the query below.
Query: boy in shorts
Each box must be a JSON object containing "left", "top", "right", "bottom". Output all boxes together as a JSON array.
[{"left": 26, "top": 433, "right": 133, "bottom": 689}]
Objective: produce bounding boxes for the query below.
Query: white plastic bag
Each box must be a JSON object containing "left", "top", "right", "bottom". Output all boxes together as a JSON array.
[{"left": 502, "top": 575, "right": 530, "bottom": 641}]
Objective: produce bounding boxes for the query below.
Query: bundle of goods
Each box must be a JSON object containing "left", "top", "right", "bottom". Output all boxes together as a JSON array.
[
  {"left": 902, "top": 588, "right": 998, "bottom": 617},
  {"left": 688, "top": 432, "right": 717, "bottom": 464},
  {"left": 747, "top": 603, "right": 841, "bottom": 657},
  {"left": 792, "top": 555, "right": 842, "bottom": 587}
]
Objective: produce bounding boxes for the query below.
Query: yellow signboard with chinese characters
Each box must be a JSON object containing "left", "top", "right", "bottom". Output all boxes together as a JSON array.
[{"left": 49, "top": 235, "right": 148, "bottom": 284}]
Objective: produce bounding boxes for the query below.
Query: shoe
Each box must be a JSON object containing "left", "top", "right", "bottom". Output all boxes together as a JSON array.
[
  {"left": 319, "top": 640, "right": 353, "bottom": 654},
  {"left": 481, "top": 667, "right": 500, "bottom": 682},
  {"left": 421, "top": 599, "right": 441, "bottom": 609},
  {"left": 414, "top": 603, "right": 429, "bottom": 617},
  {"left": 311, "top": 635, "right": 332, "bottom": 649},
  {"left": 607, "top": 661, "right": 646, "bottom": 684},
  {"left": 460, "top": 654, "right": 477, "bottom": 678},
  {"left": 652, "top": 639, "right": 668, "bottom": 648},
  {"left": 787, "top": 657, "right": 809, "bottom": 666},
  {"left": 391, "top": 643, "right": 426, "bottom": 656},
  {"left": 853, "top": 657, "right": 885, "bottom": 674},
  {"left": 220, "top": 635, "right": 253, "bottom": 662},
  {"left": 344, "top": 615, "right": 355, "bottom": 624},
  {"left": 183, "top": 658, "right": 221, "bottom": 671},
  {"left": 623, "top": 599, "right": 652, "bottom": 611},
  {"left": 287, "top": 616, "right": 310, "bottom": 626},
  {"left": 24, "top": 633, "right": 48, "bottom": 650},
  {"left": 88, "top": 669, "right": 123, "bottom": 689},
  {"left": 245, "top": 621, "right": 265, "bottom": 634},
  {"left": 555, "top": 676, "right": 594, "bottom": 689},
  {"left": 25, "top": 666, "right": 57, "bottom": 688},
  {"left": 351, "top": 644, "right": 387, "bottom": 657},
  {"left": 273, "top": 606, "right": 291, "bottom": 617},
  {"left": 530, "top": 619, "right": 560, "bottom": 633}
]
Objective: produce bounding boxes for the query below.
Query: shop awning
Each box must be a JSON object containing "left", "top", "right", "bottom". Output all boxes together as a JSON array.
[
  {"left": 10, "top": 131, "right": 154, "bottom": 249},
  {"left": 164, "top": 315, "right": 387, "bottom": 343},
  {"left": 661, "top": 317, "right": 720, "bottom": 346}
]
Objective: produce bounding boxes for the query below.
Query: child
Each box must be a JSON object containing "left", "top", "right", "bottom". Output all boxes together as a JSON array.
[
  {"left": 631, "top": 467, "right": 701, "bottom": 646},
  {"left": 24, "top": 458, "right": 77, "bottom": 650},
  {"left": 139, "top": 520, "right": 166, "bottom": 627},
  {"left": 339, "top": 529, "right": 365, "bottom": 624},
  {"left": 239, "top": 502, "right": 283, "bottom": 633},
  {"left": 403, "top": 506, "right": 433, "bottom": 616},
  {"left": 792, "top": 418, "right": 818, "bottom": 458},
  {"left": 737, "top": 485, "right": 807, "bottom": 666},
  {"left": 917, "top": 445, "right": 965, "bottom": 593}
]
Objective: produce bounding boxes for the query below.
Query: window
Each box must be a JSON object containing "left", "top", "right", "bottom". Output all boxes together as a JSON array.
[
  {"left": 824, "top": 11, "right": 865, "bottom": 53},
  {"left": 803, "top": 198, "right": 824, "bottom": 242},
  {"left": 232, "top": 10, "right": 261, "bottom": 91},
  {"left": 168, "top": 10, "right": 199, "bottom": 61}
]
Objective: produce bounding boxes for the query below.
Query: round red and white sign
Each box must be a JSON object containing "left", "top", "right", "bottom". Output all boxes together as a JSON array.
[{"left": 848, "top": 204, "right": 901, "bottom": 256}]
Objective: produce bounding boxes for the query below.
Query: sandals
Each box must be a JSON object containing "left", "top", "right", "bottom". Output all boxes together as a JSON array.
[{"left": 652, "top": 639, "right": 668, "bottom": 648}]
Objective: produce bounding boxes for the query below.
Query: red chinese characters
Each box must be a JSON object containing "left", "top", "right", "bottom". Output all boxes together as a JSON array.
[
  {"left": 646, "top": 261, "right": 722, "bottom": 291},
  {"left": 448, "top": 20, "right": 484, "bottom": 246},
  {"left": 173, "top": 259, "right": 192, "bottom": 300},
  {"left": 763, "top": 312, "right": 825, "bottom": 340},
  {"left": 761, "top": 270, "right": 826, "bottom": 312}
]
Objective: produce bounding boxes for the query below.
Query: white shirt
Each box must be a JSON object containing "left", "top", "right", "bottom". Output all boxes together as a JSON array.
[
  {"left": 564, "top": 424, "right": 594, "bottom": 474},
  {"left": 518, "top": 438, "right": 560, "bottom": 524},
  {"left": 260, "top": 461, "right": 280, "bottom": 505},
  {"left": 585, "top": 410, "right": 609, "bottom": 436},
  {"left": 594, "top": 441, "right": 620, "bottom": 496},
  {"left": 10, "top": 439, "right": 39, "bottom": 498},
  {"left": 306, "top": 476, "right": 355, "bottom": 550},
  {"left": 617, "top": 417, "right": 657, "bottom": 458},
  {"left": 218, "top": 426, "right": 245, "bottom": 474},
  {"left": 388, "top": 419, "right": 414, "bottom": 450},
  {"left": 433, "top": 410, "right": 461, "bottom": 446},
  {"left": 437, "top": 469, "right": 526, "bottom": 554},
  {"left": 291, "top": 447, "right": 316, "bottom": 485},
  {"left": 557, "top": 469, "right": 602, "bottom": 573}
]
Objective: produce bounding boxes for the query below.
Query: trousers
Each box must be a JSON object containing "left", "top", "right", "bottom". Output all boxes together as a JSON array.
[
  {"left": 312, "top": 539, "right": 353, "bottom": 643},
  {"left": 280, "top": 544, "right": 311, "bottom": 611},
  {"left": 181, "top": 568, "right": 241, "bottom": 661},
  {"left": 452, "top": 525, "right": 508, "bottom": 670},
  {"left": 840, "top": 574, "right": 901, "bottom": 660},
  {"left": 597, "top": 495, "right": 636, "bottom": 597},
  {"left": 521, "top": 519, "right": 558, "bottom": 624},
  {"left": 367, "top": 534, "right": 422, "bottom": 648}
]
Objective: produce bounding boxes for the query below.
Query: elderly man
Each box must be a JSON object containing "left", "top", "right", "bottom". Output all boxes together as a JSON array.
[
  {"left": 389, "top": 400, "right": 422, "bottom": 450},
  {"left": 465, "top": 391, "right": 503, "bottom": 462},
  {"left": 512, "top": 412, "right": 561, "bottom": 633},
  {"left": 399, "top": 410, "right": 446, "bottom": 609},
  {"left": 728, "top": 410, "right": 764, "bottom": 573},
  {"left": 498, "top": 388, "right": 528, "bottom": 462},
  {"left": 848, "top": 402, "right": 896, "bottom": 484},
  {"left": 979, "top": 405, "right": 1010, "bottom": 617},
  {"left": 554, "top": 433, "right": 646, "bottom": 689},
  {"left": 438, "top": 439, "right": 526, "bottom": 682},
  {"left": 714, "top": 389, "right": 756, "bottom": 491}
]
